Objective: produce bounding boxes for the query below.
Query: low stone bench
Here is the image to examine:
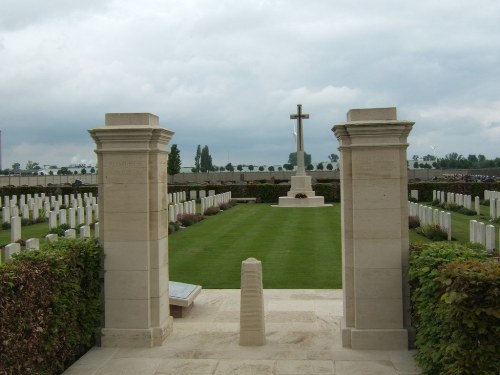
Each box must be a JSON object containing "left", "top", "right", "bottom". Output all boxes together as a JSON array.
[
  {"left": 169, "top": 281, "right": 202, "bottom": 318},
  {"left": 230, "top": 197, "right": 257, "bottom": 203}
]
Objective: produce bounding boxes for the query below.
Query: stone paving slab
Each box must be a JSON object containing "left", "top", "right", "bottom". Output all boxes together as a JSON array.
[{"left": 63, "top": 289, "right": 421, "bottom": 375}]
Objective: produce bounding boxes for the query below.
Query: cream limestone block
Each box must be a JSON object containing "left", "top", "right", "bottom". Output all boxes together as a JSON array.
[
  {"left": 347, "top": 107, "right": 397, "bottom": 121},
  {"left": 148, "top": 153, "right": 168, "bottom": 183},
  {"left": 149, "top": 237, "right": 169, "bottom": 269},
  {"left": 150, "top": 293, "right": 171, "bottom": 328},
  {"left": 105, "top": 112, "right": 160, "bottom": 126},
  {"left": 149, "top": 182, "right": 169, "bottom": 211},
  {"left": 352, "top": 208, "right": 403, "bottom": 239},
  {"left": 101, "top": 183, "right": 149, "bottom": 213},
  {"left": 103, "top": 241, "right": 150, "bottom": 271},
  {"left": 351, "top": 179, "right": 402, "bottom": 210},
  {"left": 353, "top": 239, "right": 404, "bottom": 268},
  {"left": 149, "top": 264, "right": 169, "bottom": 299},
  {"left": 102, "top": 154, "right": 149, "bottom": 184},
  {"left": 350, "top": 329, "right": 408, "bottom": 351},
  {"left": 356, "top": 298, "right": 404, "bottom": 329},
  {"left": 104, "top": 298, "right": 151, "bottom": 329},
  {"left": 354, "top": 269, "right": 403, "bottom": 299},
  {"left": 105, "top": 270, "right": 151, "bottom": 300},
  {"left": 102, "top": 212, "right": 150, "bottom": 241},
  {"left": 148, "top": 211, "right": 169, "bottom": 241},
  {"left": 351, "top": 150, "right": 402, "bottom": 180}
]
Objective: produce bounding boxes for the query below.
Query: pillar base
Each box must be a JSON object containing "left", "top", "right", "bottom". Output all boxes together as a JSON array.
[
  {"left": 342, "top": 325, "right": 408, "bottom": 350},
  {"left": 101, "top": 316, "right": 173, "bottom": 348}
]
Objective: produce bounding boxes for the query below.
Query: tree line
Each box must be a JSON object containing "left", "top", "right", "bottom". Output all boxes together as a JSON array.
[{"left": 412, "top": 153, "right": 500, "bottom": 169}]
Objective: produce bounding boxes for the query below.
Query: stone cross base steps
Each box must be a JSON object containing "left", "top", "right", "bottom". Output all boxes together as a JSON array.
[
  {"left": 278, "top": 175, "right": 326, "bottom": 207},
  {"left": 168, "top": 281, "right": 202, "bottom": 318}
]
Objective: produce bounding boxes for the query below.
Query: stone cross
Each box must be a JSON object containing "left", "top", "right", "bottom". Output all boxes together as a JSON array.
[{"left": 290, "top": 104, "right": 309, "bottom": 174}]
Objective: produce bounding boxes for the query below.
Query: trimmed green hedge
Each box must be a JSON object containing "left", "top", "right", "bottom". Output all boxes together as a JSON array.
[
  {"left": 409, "top": 242, "right": 499, "bottom": 375},
  {"left": 0, "top": 238, "right": 102, "bottom": 375}
]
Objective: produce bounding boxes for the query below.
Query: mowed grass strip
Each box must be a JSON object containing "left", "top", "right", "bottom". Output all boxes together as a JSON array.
[{"left": 169, "top": 204, "right": 342, "bottom": 289}]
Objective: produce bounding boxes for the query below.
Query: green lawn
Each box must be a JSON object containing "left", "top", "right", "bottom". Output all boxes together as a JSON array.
[{"left": 169, "top": 204, "right": 342, "bottom": 289}]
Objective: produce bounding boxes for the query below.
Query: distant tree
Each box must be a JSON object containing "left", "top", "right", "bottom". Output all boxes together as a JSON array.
[
  {"left": 422, "top": 154, "right": 436, "bottom": 161},
  {"left": 326, "top": 163, "right": 333, "bottom": 171},
  {"left": 49, "top": 170, "right": 54, "bottom": 175},
  {"left": 219, "top": 166, "right": 225, "bottom": 172},
  {"left": 288, "top": 152, "right": 312, "bottom": 166},
  {"left": 316, "top": 162, "right": 324, "bottom": 170},
  {"left": 168, "top": 144, "right": 181, "bottom": 175},
  {"left": 278, "top": 167, "right": 283, "bottom": 171},
  {"left": 283, "top": 163, "right": 294, "bottom": 171},
  {"left": 478, "top": 154, "right": 486, "bottom": 162},
  {"left": 258, "top": 166, "right": 265, "bottom": 171},
  {"left": 248, "top": 165, "right": 254, "bottom": 171},
  {"left": 467, "top": 154, "right": 478, "bottom": 163},
  {"left": 306, "top": 164, "right": 314, "bottom": 171},
  {"left": 90, "top": 167, "right": 96, "bottom": 174},
  {"left": 25, "top": 160, "right": 40, "bottom": 170},
  {"left": 413, "top": 161, "right": 419, "bottom": 168},
  {"left": 225, "top": 163, "right": 235, "bottom": 172},
  {"left": 328, "top": 153, "right": 339, "bottom": 163},
  {"left": 73, "top": 171, "right": 78, "bottom": 175},
  {"left": 57, "top": 167, "right": 71, "bottom": 175},
  {"left": 237, "top": 164, "right": 243, "bottom": 172},
  {"left": 81, "top": 168, "right": 87, "bottom": 175},
  {"left": 194, "top": 145, "right": 201, "bottom": 172},
  {"left": 11, "top": 163, "right": 21, "bottom": 172},
  {"left": 412, "top": 155, "right": 419, "bottom": 161},
  {"left": 200, "top": 145, "right": 213, "bottom": 172},
  {"left": 268, "top": 166, "right": 275, "bottom": 172}
]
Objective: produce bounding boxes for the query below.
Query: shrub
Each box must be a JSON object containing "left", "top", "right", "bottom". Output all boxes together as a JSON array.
[
  {"left": 457, "top": 207, "right": 476, "bottom": 216},
  {"left": 219, "top": 202, "right": 236, "bottom": 210},
  {"left": 416, "top": 224, "right": 448, "bottom": 241},
  {"left": 204, "top": 206, "right": 220, "bottom": 216},
  {"left": 408, "top": 196, "right": 418, "bottom": 203},
  {"left": 0, "top": 238, "right": 102, "bottom": 375},
  {"left": 408, "top": 215, "right": 420, "bottom": 229},
  {"left": 168, "top": 222, "right": 180, "bottom": 234},
  {"left": 177, "top": 213, "right": 204, "bottom": 227},
  {"left": 2, "top": 221, "right": 10, "bottom": 229},
  {"left": 48, "top": 223, "right": 71, "bottom": 237},
  {"left": 409, "top": 242, "right": 498, "bottom": 375}
]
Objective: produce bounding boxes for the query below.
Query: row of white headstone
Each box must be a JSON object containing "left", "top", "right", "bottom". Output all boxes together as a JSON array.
[
  {"left": 484, "top": 190, "right": 500, "bottom": 219},
  {"left": 408, "top": 202, "right": 452, "bottom": 240},
  {"left": 2, "top": 222, "right": 99, "bottom": 264},
  {"left": 432, "top": 190, "right": 475, "bottom": 211},
  {"left": 2, "top": 193, "right": 97, "bottom": 223},
  {"left": 469, "top": 220, "right": 497, "bottom": 251},
  {"left": 168, "top": 189, "right": 219, "bottom": 205},
  {"left": 168, "top": 192, "right": 232, "bottom": 223},
  {"left": 200, "top": 192, "right": 231, "bottom": 213}
]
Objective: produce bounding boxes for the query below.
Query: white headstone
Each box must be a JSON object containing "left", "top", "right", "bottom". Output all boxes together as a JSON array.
[
  {"left": 65, "top": 229, "right": 76, "bottom": 238},
  {"left": 59, "top": 209, "right": 67, "bottom": 226},
  {"left": 3, "top": 243, "right": 20, "bottom": 262},
  {"left": 46, "top": 233, "right": 58, "bottom": 243},
  {"left": 485, "top": 225, "right": 496, "bottom": 251},
  {"left": 49, "top": 211, "right": 58, "bottom": 229},
  {"left": 470, "top": 220, "right": 477, "bottom": 243},
  {"left": 94, "top": 222, "right": 99, "bottom": 239},
  {"left": 79, "top": 225, "right": 90, "bottom": 238},
  {"left": 10, "top": 216, "right": 21, "bottom": 243},
  {"left": 25, "top": 238, "right": 39, "bottom": 250}
]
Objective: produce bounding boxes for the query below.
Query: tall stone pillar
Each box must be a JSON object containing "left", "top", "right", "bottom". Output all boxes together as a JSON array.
[
  {"left": 89, "top": 113, "right": 174, "bottom": 347},
  {"left": 332, "top": 108, "right": 414, "bottom": 350}
]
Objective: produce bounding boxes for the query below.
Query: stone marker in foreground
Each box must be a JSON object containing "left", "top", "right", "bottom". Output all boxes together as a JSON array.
[
  {"left": 240, "top": 257, "right": 265, "bottom": 346},
  {"left": 333, "top": 107, "right": 413, "bottom": 350},
  {"left": 89, "top": 113, "right": 174, "bottom": 347}
]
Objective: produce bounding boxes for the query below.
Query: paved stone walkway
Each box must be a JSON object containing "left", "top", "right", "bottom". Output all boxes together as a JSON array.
[{"left": 63, "top": 289, "right": 421, "bottom": 375}]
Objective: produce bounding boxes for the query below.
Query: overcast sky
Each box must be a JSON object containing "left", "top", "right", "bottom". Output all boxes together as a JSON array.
[{"left": 1, "top": 0, "right": 499, "bottom": 169}]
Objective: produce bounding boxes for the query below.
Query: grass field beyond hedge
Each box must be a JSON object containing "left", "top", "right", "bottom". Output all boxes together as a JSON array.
[{"left": 169, "top": 204, "right": 342, "bottom": 289}]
